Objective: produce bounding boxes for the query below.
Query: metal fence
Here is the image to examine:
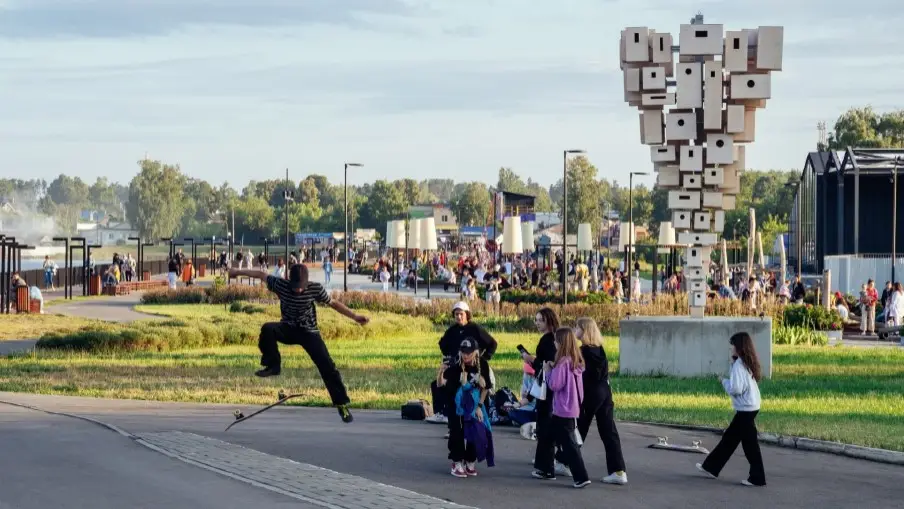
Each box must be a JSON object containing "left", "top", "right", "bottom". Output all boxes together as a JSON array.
[{"left": 824, "top": 254, "right": 904, "bottom": 294}]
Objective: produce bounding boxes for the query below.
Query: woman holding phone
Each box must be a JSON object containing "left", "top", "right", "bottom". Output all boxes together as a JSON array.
[{"left": 521, "top": 307, "right": 564, "bottom": 479}]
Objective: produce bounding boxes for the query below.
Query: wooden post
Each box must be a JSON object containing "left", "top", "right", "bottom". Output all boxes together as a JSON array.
[
  {"left": 757, "top": 232, "right": 765, "bottom": 273},
  {"left": 779, "top": 235, "right": 787, "bottom": 286},
  {"left": 748, "top": 208, "right": 757, "bottom": 279},
  {"left": 822, "top": 269, "right": 832, "bottom": 309}
]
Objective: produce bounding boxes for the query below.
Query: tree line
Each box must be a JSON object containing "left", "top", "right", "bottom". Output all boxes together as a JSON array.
[{"left": 2, "top": 105, "right": 900, "bottom": 250}]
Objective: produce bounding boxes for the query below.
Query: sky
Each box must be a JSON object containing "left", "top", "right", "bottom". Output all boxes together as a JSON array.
[{"left": 1, "top": 0, "right": 901, "bottom": 190}]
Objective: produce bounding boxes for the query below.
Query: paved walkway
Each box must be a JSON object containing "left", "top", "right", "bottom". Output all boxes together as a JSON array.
[
  {"left": 0, "top": 392, "right": 899, "bottom": 509},
  {"left": 48, "top": 292, "right": 164, "bottom": 323}
]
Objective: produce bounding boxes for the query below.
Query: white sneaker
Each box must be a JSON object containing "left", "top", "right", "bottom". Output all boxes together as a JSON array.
[
  {"left": 426, "top": 414, "right": 447, "bottom": 424},
  {"left": 696, "top": 463, "right": 716, "bottom": 479},
  {"left": 602, "top": 472, "right": 628, "bottom": 485},
  {"left": 450, "top": 462, "right": 468, "bottom": 478},
  {"left": 465, "top": 462, "right": 477, "bottom": 476},
  {"left": 554, "top": 461, "right": 572, "bottom": 477}
]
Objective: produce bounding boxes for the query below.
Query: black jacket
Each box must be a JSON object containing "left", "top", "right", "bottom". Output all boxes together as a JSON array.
[
  {"left": 531, "top": 332, "right": 557, "bottom": 375},
  {"left": 581, "top": 345, "right": 609, "bottom": 387},
  {"left": 438, "top": 323, "right": 498, "bottom": 362}
]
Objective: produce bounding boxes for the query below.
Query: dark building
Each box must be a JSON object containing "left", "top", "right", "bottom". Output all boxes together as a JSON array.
[{"left": 789, "top": 148, "right": 904, "bottom": 273}]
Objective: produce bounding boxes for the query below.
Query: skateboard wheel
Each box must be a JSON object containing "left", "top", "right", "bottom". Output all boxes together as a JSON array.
[
  {"left": 278, "top": 390, "right": 287, "bottom": 400},
  {"left": 234, "top": 410, "right": 244, "bottom": 420}
]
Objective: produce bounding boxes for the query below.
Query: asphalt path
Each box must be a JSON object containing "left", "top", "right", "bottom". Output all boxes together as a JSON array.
[
  {"left": 1, "top": 392, "right": 900, "bottom": 509},
  {"left": 0, "top": 403, "right": 314, "bottom": 509}
]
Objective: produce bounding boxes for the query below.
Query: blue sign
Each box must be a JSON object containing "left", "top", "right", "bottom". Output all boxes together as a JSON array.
[
  {"left": 460, "top": 227, "right": 486, "bottom": 236},
  {"left": 295, "top": 232, "right": 333, "bottom": 243}
]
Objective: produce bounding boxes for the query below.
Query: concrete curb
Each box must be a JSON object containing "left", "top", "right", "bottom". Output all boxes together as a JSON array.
[{"left": 625, "top": 420, "right": 904, "bottom": 466}]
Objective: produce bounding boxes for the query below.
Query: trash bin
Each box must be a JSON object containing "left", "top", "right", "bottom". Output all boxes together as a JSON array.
[
  {"left": 142, "top": 271, "right": 150, "bottom": 282},
  {"left": 89, "top": 275, "right": 102, "bottom": 296},
  {"left": 198, "top": 264, "right": 206, "bottom": 278},
  {"left": 16, "top": 286, "right": 29, "bottom": 313}
]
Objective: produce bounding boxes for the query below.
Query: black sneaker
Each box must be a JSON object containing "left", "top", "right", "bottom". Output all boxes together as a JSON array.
[
  {"left": 338, "top": 405, "right": 354, "bottom": 423},
  {"left": 254, "top": 368, "right": 281, "bottom": 377},
  {"left": 531, "top": 470, "right": 556, "bottom": 480}
]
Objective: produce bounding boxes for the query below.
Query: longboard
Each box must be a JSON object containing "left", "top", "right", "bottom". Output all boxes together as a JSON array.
[
  {"left": 648, "top": 436, "right": 710, "bottom": 455},
  {"left": 225, "top": 390, "right": 304, "bottom": 431}
]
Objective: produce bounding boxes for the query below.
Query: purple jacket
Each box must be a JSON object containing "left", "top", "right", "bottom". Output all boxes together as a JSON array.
[{"left": 547, "top": 358, "right": 585, "bottom": 418}]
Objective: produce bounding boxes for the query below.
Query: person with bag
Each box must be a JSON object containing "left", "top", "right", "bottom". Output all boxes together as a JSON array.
[
  {"left": 437, "top": 339, "right": 494, "bottom": 478},
  {"left": 533, "top": 327, "right": 590, "bottom": 488},
  {"left": 574, "top": 317, "right": 627, "bottom": 485},
  {"left": 521, "top": 307, "right": 566, "bottom": 478},
  {"left": 696, "top": 332, "right": 766, "bottom": 487}
]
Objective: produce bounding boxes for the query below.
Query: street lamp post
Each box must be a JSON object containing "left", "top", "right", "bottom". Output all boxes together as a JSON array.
[
  {"left": 785, "top": 179, "right": 802, "bottom": 277},
  {"left": 284, "top": 168, "right": 294, "bottom": 265},
  {"left": 627, "top": 171, "right": 649, "bottom": 302},
  {"left": 893, "top": 157, "right": 900, "bottom": 284},
  {"left": 344, "top": 162, "right": 363, "bottom": 292},
  {"left": 562, "top": 149, "right": 586, "bottom": 305}
]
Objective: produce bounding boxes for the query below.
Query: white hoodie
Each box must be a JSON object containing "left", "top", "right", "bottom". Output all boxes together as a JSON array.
[{"left": 721, "top": 358, "right": 761, "bottom": 412}]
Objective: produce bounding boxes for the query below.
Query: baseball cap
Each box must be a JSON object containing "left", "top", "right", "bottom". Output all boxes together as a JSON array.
[
  {"left": 459, "top": 338, "right": 478, "bottom": 354},
  {"left": 289, "top": 263, "right": 309, "bottom": 290},
  {"left": 452, "top": 301, "right": 470, "bottom": 313}
]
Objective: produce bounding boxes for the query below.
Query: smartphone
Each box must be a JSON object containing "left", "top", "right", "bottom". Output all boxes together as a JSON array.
[{"left": 516, "top": 344, "right": 529, "bottom": 355}]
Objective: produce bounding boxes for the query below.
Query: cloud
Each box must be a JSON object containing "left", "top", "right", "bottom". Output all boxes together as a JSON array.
[{"left": 0, "top": 0, "right": 420, "bottom": 39}]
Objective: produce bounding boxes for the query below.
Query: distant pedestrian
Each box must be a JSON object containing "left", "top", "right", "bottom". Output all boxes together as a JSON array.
[{"left": 696, "top": 332, "right": 765, "bottom": 487}]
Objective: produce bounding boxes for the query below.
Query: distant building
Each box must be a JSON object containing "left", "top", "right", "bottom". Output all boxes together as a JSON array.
[
  {"left": 408, "top": 204, "right": 459, "bottom": 234},
  {"left": 76, "top": 221, "right": 139, "bottom": 246}
]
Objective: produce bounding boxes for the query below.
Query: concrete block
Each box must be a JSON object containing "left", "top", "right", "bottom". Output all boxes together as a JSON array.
[
  {"left": 618, "top": 316, "right": 773, "bottom": 378},
  {"left": 668, "top": 190, "right": 701, "bottom": 210},
  {"left": 650, "top": 32, "right": 673, "bottom": 64},
  {"left": 755, "top": 26, "right": 783, "bottom": 71},
  {"left": 726, "top": 104, "right": 745, "bottom": 133},
  {"left": 730, "top": 73, "right": 772, "bottom": 100},
  {"left": 666, "top": 111, "right": 697, "bottom": 141},
  {"left": 678, "top": 231, "right": 718, "bottom": 246},
  {"left": 640, "top": 110, "right": 664, "bottom": 145},
  {"left": 723, "top": 194, "right": 737, "bottom": 210},
  {"left": 703, "top": 191, "right": 723, "bottom": 208},
  {"left": 642, "top": 92, "right": 676, "bottom": 107},
  {"left": 624, "top": 27, "right": 651, "bottom": 62},
  {"left": 687, "top": 246, "right": 711, "bottom": 267},
  {"left": 703, "top": 60, "right": 723, "bottom": 130},
  {"left": 732, "top": 109, "right": 756, "bottom": 143},
  {"left": 651, "top": 145, "right": 676, "bottom": 163},
  {"left": 657, "top": 167, "right": 680, "bottom": 187},
  {"left": 706, "top": 134, "right": 734, "bottom": 164},
  {"left": 693, "top": 211, "right": 711, "bottom": 230},
  {"left": 682, "top": 172, "right": 702, "bottom": 189},
  {"left": 679, "top": 24, "right": 724, "bottom": 55},
  {"left": 672, "top": 210, "right": 692, "bottom": 229},
  {"left": 714, "top": 209, "right": 725, "bottom": 232},
  {"left": 680, "top": 145, "right": 703, "bottom": 171},
  {"left": 642, "top": 67, "right": 667, "bottom": 90},
  {"left": 704, "top": 167, "right": 724, "bottom": 186},
  {"left": 624, "top": 68, "right": 641, "bottom": 92},
  {"left": 690, "top": 280, "right": 708, "bottom": 292},
  {"left": 691, "top": 291, "right": 707, "bottom": 307},
  {"left": 676, "top": 62, "right": 703, "bottom": 108},
  {"left": 724, "top": 30, "right": 749, "bottom": 72},
  {"left": 686, "top": 266, "right": 707, "bottom": 280},
  {"left": 690, "top": 306, "right": 705, "bottom": 318}
]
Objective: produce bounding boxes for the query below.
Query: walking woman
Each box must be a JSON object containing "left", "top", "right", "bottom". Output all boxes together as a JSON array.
[
  {"left": 438, "top": 338, "right": 494, "bottom": 477},
  {"left": 696, "top": 332, "right": 766, "bottom": 487},
  {"left": 574, "top": 317, "right": 627, "bottom": 485},
  {"left": 521, "top": 307, "right": 563, "bottom": 478},
  {"left": 535, "top": 327, "right": 590, "bottom": 488}
]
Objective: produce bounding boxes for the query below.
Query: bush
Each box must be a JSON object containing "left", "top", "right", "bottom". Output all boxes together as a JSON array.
[
  {"left": 783, "top": 304, "right": 843, "bottom": 331},
  {"left": 475, "top": 287, "right": 614, "bottom": 305},
  {"left": 772, "top": 325, "right": 829, "bottom": 346},
  {"left": 141, "top": 285, "right": 272, "bottom": 306}
]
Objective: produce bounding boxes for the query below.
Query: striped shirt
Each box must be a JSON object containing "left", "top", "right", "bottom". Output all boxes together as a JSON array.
[{"left": 266, "top": 275, "right": 331, "bottom": 330}]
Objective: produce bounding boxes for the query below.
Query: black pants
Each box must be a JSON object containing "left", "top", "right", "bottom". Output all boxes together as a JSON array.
[
  {"left": 577, "top": 388, "right": 626, "bottom": 475},
  {"left": 258, "top": 322, "right": 350, "bottom": 406},
  {"left": 551, "top": 416, "right": 589, "bottom": 483},
  {"left": 430, "top": 381, "right": 447, "bottom": 417},
  {"left": 533, "top": 397, "right": 557, "bottom": 473},
  {"left": 702, "top": 411, "right": 766, "bottom": 485},
  {"left": 447, "top": 415, "right": 477, "bottom": 463}
]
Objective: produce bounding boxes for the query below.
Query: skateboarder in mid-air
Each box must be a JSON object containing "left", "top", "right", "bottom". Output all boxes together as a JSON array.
[{"left": 229, "top": 264, "right": 369, "bottom": 423}]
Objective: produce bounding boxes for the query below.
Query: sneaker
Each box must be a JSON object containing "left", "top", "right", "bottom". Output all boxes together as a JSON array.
[
  {"left": 531, "top": 470, "right": 556, "bottom": 480},
  {"left": 695, "top": 463, "right": 716, "bottom": 479},
  {"left": 602, "top": 472, "right": 628, "bottom": 485},
  {"left": 444, "top": 431, "right": 450, "bottom": 439},
  {"left": 337, "top": 405, "right": 354, "bottom": 423},
  {"left": 741, "top": 479, "right": 766, "bottom": 487},
  {"left": 573, "top": 480, "right": 592, "bottom": 489},
  {"left": 450, "top": 462, "right": 468, "bottom": 478},
  {"left": 554, "top": 461, "right": 572, "bottom": 477},
  {"left": 465, "top": 462, "right": 477, "bottom": 476},
  {"left": 254, "top": 367, "right": 280, "bottom": 377},
  {"left": 425, "top": 414, "right": 448, "bottom": 424}
]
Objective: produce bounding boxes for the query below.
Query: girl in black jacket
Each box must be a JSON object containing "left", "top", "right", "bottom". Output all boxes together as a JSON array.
[
  {"left": 523, "top": 307, "right": 561, "bottom": 479},
  {"left": 574, "top": 317, "right": 627, "bottom": 485}
]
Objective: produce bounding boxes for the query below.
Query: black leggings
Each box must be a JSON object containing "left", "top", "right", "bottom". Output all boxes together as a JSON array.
[
  {"left": 577, "top": 389, "right": 626, "bottom": 474},
  {"left": 702, "top": 410, "right": 766, "bottom": 485},
  {"left": 258, "top": 322, "right": 350, "bottom": 406}
]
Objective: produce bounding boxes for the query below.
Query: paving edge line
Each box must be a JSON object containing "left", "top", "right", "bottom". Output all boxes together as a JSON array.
[
  {"left": 0, "top": 399, "right": 474, "bottom": 509},
  {"left": 624, "top": 420, "right": 904, "bottom": 466}
]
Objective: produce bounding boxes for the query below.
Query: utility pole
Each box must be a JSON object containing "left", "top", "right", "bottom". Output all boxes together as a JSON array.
[{"left": 284, "top": 168, "right": 293, "bottom": 264}]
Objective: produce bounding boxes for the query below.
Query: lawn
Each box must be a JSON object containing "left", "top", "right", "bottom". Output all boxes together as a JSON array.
[
  {"left": 2, "top": 303, "right": 903, "bottom": 451},
  {"left": 0, "top": 314, "right": 100, "bottom": 340}
]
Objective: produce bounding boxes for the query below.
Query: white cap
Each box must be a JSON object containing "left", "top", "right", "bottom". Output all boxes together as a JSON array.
[{"left": 452, "top": 301, "right": 470, "bottom": 313}]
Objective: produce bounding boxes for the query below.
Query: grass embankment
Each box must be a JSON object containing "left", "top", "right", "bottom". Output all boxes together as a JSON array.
[
  {"left": 2, "top": 304, "right": 903, "bottom": 451},
  {"left": 0, "top": 315, "right": 100, "bottom": 340}
]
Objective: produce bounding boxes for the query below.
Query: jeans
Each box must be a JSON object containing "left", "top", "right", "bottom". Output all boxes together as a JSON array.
[
  {"left": 258, "top": 322, "right": 350, "bottom": 406},
  {"left": 701, "top": 410, "right": 766, "bottom": 485}
]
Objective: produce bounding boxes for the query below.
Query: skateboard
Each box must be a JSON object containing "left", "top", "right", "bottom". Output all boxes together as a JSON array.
[
  {"left": 648, "top": 436, "right": 710, "bottom": 454},
  {"left": 225, "top": 390, "right": 303, "bottom": 431},
  {"left": 877, "top": 325, "right": 903, "bottom": 340}
]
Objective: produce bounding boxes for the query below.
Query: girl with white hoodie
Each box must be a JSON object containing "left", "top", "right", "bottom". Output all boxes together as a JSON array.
[{"left": 696, "top": 332, "right": 766, "bottom": 487}]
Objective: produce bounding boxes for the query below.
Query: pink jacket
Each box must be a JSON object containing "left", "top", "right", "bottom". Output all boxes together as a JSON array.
[{"left": 547, "top": 357, "right": 585, "bottom": 418}]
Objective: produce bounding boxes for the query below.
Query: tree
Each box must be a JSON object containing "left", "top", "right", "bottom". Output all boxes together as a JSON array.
[
  {"left": 363, "top": 180, "right": 407, "bottom": 228},
  {"left": 88, "top": 177, "right": 122, "bottom": 215},
  {"left": 557, "top": 156, "right": 602, "bottom": 234},
  {"left": 234, "top": 195, "right": 275, "bottom": 237},
  {"left": 126, "top": 159, "right": 186, "bottom": 239},
  {"left": 497, "top": 167, "right": 528, "bottom": 194},
  {"left": 297, "top": 178, "right": 319, "bottom": 205},
  {"left": 424, "top": 179, "right": 455, "bottom": 202},
  {"left": 450, "top": 182, "right": 491, "bottom": 227},
  {"left": 828, "top": 106, "right": 904, "bottom": 149},
  {"left": 526, "top": 179, "right": 554, "bottom": 212},
  {"left": 47, "top": 174, "right": 89, "bottom": 207}
]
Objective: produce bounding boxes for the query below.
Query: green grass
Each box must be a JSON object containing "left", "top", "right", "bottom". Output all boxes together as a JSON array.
[
  {"left": 0, "top": 314, "right": 101, "bottom": 340},
  {"left": 3, "top": 304, "right": 904, "bottom": 451}
]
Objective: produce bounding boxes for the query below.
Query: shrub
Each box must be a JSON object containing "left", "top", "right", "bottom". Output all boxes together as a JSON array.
[
  {"left": 141, "top": 287, "right": 206, "bottom": 305},
  {"left": 772, "top": 325, "right": 829, "bottom": 346},
  {"left": 141, "top": 285, "right": 272, "bottom": 306},
  {"left": 783, "top": 304, "right": 843, "bottom": 331}
]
